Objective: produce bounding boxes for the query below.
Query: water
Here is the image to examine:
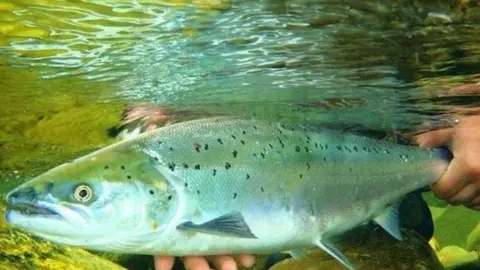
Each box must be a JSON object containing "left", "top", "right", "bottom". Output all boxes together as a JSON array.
[{"left": 0, "top": 0, "right": 480, "bottom": 268}]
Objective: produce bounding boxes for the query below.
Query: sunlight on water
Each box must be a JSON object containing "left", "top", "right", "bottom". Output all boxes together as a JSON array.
[
  {"left": 1, "top": 0, "right": 479, "bottom": 131},
  {"left": 0, "top": 0, "right": 230, "bottom": 81}
]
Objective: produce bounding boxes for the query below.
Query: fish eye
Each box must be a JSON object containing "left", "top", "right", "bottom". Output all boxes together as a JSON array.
[{"left": 74, "top": 184, "right": 93, "bottom": 203}]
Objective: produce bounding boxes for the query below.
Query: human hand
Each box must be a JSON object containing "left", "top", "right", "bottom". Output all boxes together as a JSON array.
[
  {"left": 414, "top": 116, "right": 480, "bottom": 210},
  {"left": 154, "top": 254, "right": 255, "bottom": 270}
]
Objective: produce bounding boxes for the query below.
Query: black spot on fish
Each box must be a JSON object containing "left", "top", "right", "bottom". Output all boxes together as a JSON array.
[
  {"left": 261, "top": 187, "right": 264, "bottom": 192},
  {"left": 158, "top": 141, "right": 162, "bottom": 145},
  {"left": 325, "top": 144, "right": 328, "bottom": 149},
  {"left": 300, "top": 174, "right": 303, "bottom": 179},
  {"left": 373, "top": 148, "right": 379, "bottom": 154},
  {"left": 232, "top": 135, "right": 236, "bottom": 139},
  {"left": 217, "top": 138, "right": 223, "bottom": 145},
  {"left": 149, "top": 190, "right": 154, "bottom": 195},
  {"left": 242, "top": 130, "right": 246, "bottom": 135},
  {"left": 278, "top": 137, "right": 285, "bottom": 148},
  {"left": 104, "top": 166, "right": 109, "bottom": 170},
  {"left": 260, "top": 153, "right": 265, "bottom": 159},
  {"left": 204, "top": 144, "right": 209, "bottom": 150},
  {"left": 353, "top": 146, "right": 358, "bottom": 152},
  {"left": 225, "top": 162, "right": 231, "bottom": 169},
  {"left": 127, "top": 175, "right": 132, "bottom": 179},
  {"left": 336, "top": 145, "right": 342, "bottom": 151},
  {"left": 363, "top": 147, "right": 367, "bottom": 151},
  {"left": 315, "top": 142, "right": 318, "bottom": 148},
  {"left": 197, "top": 190, "right": 200, "bottom": 195},
  {"left": 305, "top": 135, "right": 310, "bottom": 140},
  {"left": 268, "top": 143, "right": 273, "bottom": 149},
  {"left": 278, "top": 128, "right": 283, "bottom": 135},
  {"left": 281, "top": 124, "right": 286, "bottom": 129},
  {"left": 344, "top": 145, "right": 351, "bottom": 152},
  {"left": 305, "top": 146, "right": 309, "bottom": 153},
  {"left": 184, "top": 183, "right": 188, "bottom": 188},
  {"left": 320, "top": 144, "right": 324, "bottom": 150},
  {"left": 349, "top": 168, "right": 352, "bottom": 172},
  {"left": 168, "top": 163, "right": 176, "bottom": 171},
  {"left": 233, "top": 193, "right": 237, "bottom": 199},
  {"left": 323, "top": 157, "right": 327, "bottom": 162},
  {"left": 233, "top": 150, "right": 238, "bottom": 158},
  {"left": 295, "top": 145, "right": 301, "bottom": 152},
  {"left": 121, "top": 165, "right": 125, "bottom": 170},
  {"left": 154, "top": 157, "right": 159, "bottom": 161},
  {"left": 253, "top": 125, "right": 257, "bottom": 130},
  {"left": 240, "top": 140, "right": 245, "bottom": 145},
  {"left": 183, "top": 163, "right": 189, "bottom": 169},
  {"left": 194, "top": 143, "right": 201, "bottom": 153},
  {"left": 168, "top": 195, "right": 172, "bottom": 200},
  {"left": 194, "top": 164, "right": 200, "bottom": 170},
  {"left": 307, "top": 163, "right": 310, "bottom": 170},
  {"left": 169, "top": 147, "right": 174, "bottom": 151},
  {"left": 246, "top": 174, "right": 250, "bottom": 179},
  {"left": 253, "top": 153, "right": 257, "bottom": 157},
  {"left": 213, "top": 169, "right": 217, "bottom": 176}
]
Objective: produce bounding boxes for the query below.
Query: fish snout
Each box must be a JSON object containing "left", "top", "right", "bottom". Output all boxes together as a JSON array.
[{"left": 6, "top": 187, "right": 37, "bottom": 205}]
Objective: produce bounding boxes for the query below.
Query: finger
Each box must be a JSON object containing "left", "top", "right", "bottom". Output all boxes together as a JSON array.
[
  {"left": 448, "top": 184, "right": 478, "bottom": 205},
  {"left": 413, "top": 128, "right": 454, "bottom": 148},
  {"left": 432, "top": 159, "right": 470, "bottom": 200},
  {"left": 234, "top": 254, "right": 255, "bottom": 268},
  {"left": 466, "top": 195, "right": 480, "bottom": 210},
  {"left": 206, "top": 255, "right": 237, "bottom": 270},
  {"left": 154, "top": 256, "right": 175, "bottom": 270},
  {"left": 182, "top": 256, "right": 211, "bottom": 270}
]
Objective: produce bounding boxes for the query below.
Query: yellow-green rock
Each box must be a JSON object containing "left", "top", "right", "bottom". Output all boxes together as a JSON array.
[
  {"left": 436, "top": 246, "right": 479, "bottom": 270},
  {"left": 466, "top": 222, "right": 480, "bottom": 252}
]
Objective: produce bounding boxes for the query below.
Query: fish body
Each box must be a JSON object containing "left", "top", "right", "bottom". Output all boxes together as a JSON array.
[{"left": 4, "top": 117, "right": 451, "bottom": 269}]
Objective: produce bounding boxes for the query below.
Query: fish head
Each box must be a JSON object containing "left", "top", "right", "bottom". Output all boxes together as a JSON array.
[{"left": 4, "top": 144, "right": 179, "bottom": 251}]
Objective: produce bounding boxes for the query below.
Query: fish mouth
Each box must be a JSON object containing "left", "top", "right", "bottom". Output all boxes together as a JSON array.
[{"left": 8, "top": 202, "right": 60, "bottom": 217}]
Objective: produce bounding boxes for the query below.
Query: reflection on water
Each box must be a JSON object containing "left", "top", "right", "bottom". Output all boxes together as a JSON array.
[{"left": 1, "top": 0, "right": 479, "bottom": 132}]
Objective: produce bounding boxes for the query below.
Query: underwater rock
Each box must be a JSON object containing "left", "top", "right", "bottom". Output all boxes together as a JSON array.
[
  {"left": 269, "top": 229, "right": 444, "bottom": 270},
  {"left": 0, "top": 208, "right": 126, "bottom": 270}
]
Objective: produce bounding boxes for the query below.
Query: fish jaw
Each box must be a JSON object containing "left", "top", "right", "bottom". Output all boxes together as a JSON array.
[{"left": 4, "top": 194, "right": 89, "bottom": 237}]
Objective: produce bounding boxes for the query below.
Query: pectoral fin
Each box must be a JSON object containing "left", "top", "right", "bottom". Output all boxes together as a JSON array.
[
  {"left": 373, "top": 205, "right": 403, "bottom": 240},
  {"left": 315, "top": 239, "right": 355, "bottom": 270},
  {"left": 177, "top": 211, "right": 257, "bottom": 239}
]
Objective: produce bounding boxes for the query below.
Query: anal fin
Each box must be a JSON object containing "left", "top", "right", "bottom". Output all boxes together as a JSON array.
[{"left": 373, "top": 205, "right": 403, "bottom": 240}]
